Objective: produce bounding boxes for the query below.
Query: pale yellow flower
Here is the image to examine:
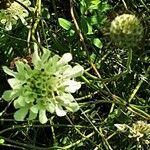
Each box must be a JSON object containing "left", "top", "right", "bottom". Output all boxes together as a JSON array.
[
  {"left": 0, "top": 0, "right": 33, "bottom": 30},
  {"left": 128, "top": 121, "right": 150, "bottom": 144}
]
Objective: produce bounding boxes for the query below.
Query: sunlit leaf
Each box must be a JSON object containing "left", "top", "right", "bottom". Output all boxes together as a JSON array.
[
  {"left": 93, "top": 38, "right": 103, "bottom": 48},
  {"left": 58, "top": 18, "right": 72, "bottom": 30}
]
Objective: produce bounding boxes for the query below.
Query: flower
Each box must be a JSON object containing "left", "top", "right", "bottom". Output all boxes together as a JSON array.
[
  {"left": 114, "top": 124, "right": 128, "bottom": 132},
  {"left": 0, "top": 0, "right": 33, "bottom": 30},
  {"left": 128, "top": 121, "right": 150, "bottom": 143},
  {"left": 2, "top": 49, "right": 84, "bottom": 124},
  {"left": 110, "top": 14, "right": 143, "bottom": 48},
  {"left": 115, "top": 121, "right": 150, "bottom": 145}
]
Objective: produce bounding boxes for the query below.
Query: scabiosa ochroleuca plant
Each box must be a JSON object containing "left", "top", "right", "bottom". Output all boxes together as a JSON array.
[
  {"left": 0, "top": 0, "right": 34, "bottom": 30},
  {"left": 110, "top": 14, "right": 143, "bottom": 48},
  {"left": 2, "top": 49, "right": 84, "bottom": 124}
]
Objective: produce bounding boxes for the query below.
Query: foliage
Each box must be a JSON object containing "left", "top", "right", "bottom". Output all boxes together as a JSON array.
[{"left": 0, "top": 0, "right": 149, "bottom": 149}]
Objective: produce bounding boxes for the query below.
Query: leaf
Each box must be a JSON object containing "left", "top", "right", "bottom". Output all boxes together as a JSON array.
[
  {"left": 69, "top": 29, "right": 75, "bottom": 36},
  {"left": 58, "top": 18, "right": 72, "bottom": 30},
  {"left": 89, "top": 0, "right": 100, "bottom": 10},
  {"left": 80, "top": 17, "right": 88, "bottom": 34},
  {"left": 14, "top": 107, "right": 29, "bottom": 121},
  {"left": 87, "top": 21, "right": 93, "bottom": 35},
  {"left": 93, "top": 38, "right": 103, "bottom": 48},
  {"left": 39, "top": 109, "right": 48, "bottom": 124}
]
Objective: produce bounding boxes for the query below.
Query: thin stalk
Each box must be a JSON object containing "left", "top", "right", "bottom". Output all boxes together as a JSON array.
[
  {"left": 128, "top": 66, "right": 150, "bottom": 103},
  {"left": 126, "top": 48, "right": 132, "bottom": 73}
]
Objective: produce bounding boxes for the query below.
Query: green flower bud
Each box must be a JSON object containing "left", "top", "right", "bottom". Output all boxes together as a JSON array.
[{"left": 110, "top": 14, "right": 143, "bottom": 48}]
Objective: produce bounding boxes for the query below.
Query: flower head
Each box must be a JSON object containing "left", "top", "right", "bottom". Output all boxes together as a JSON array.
[
  {"left": 110, "top": 14, "right": 143, "bottom": 48},
  {"left": 0, "top": 0, "right": 33, "bottom": 30},
  {"left": 115, "top": 121, "right": 150, "bottom": 145},
  {"left": 2, "top": 49, "right": 84, "bottom": 124},
  {"left": 128, "top": 121, "right": 150, "bottom": 143}
]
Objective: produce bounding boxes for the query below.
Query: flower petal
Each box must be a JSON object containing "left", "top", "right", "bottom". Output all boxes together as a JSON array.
[
  {"left": 14, "top": 107, "right": 29, "bottom": 121},
  {"left": 3, "top": 66, "right": 17, "bottom": 77},
  {"left": 2, "top": 90, "right": 18, "bottom": 101},
  {"left": 8, "top": 78, "right": 22, "bottom": 89},
  {"left": 64, "top": 65, "right": 84, "bottom": 78},
  {"left": 39, "top": 109, "right": 48, "bottom": 124},
  {"left": 63, "top": 80, "right": 81, "bottom": 93},
  {"left": 57, "top": 53, "right": 72, "bottom": 66},
  {"left": 56, "top": 105, "right": 66, "bottom": 116},
  {"left": 32, "top": 48, "right": 41, "bottom": 66}
]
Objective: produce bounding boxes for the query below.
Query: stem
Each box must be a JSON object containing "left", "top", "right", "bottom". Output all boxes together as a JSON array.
[
  {"left": 126, "top": 48, "right": 132, "bottom": 73},
  {"left": 128, "top": 66, "right": 150, "bottom": 103}
]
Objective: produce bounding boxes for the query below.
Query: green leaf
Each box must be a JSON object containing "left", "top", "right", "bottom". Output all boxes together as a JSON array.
[
  {"left": 80, "top": 17, "right": 88, "bottom": 34},
  {"left": 58, "top": 18, "right": 72, "bottom": 30},
  {"left": 87, "top": 21, "right": 93, "bottom": 35},
  {"left": 69, "top": 29, "right": 75, "bottom": 36},
  {"left": 14, "top": 107, "right": 29, "bottom": 121},
  {"left": 90, "top": 15, "right": 98, "bottom": 25},
  {"left": 39, "top": 109, "right": 48, "bottom": 124},
  {"left": 93, "top": 38, "right": 103, "bottom": 48},
  {"left": 89, "top": 0, "right": 100, "bottom": 10}
]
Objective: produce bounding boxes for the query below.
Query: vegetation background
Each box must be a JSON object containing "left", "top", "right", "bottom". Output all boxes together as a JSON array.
[{"left": 0, "top": 0, "right": 149, "bottom": 149}]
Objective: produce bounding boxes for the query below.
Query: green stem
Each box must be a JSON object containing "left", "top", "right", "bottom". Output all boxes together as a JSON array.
[
  {"left": 62, "top": 132, "right": 94, "bottom": 149},
  {"left": 126, "top": 48, "right": 132, "bottom": 73},
  {"left": 84, "top": 47, "right": 133, "bottom": 83},
  {"left": 128, "top": 66, "right": 150, "bottom": 103},
  {"left": 78, "top": 108, "right": 113, "bottom": 150}
]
